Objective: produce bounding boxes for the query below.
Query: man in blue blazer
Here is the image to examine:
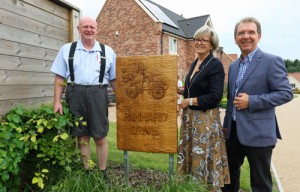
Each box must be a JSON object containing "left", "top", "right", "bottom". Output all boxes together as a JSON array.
[{"left": 222, "top": 17, "right": 293, "bottom": 192}]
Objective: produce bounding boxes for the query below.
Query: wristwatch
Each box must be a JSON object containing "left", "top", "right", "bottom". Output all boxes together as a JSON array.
[{"left": 189, "top": 98, "right": 193, "bottom": 106}]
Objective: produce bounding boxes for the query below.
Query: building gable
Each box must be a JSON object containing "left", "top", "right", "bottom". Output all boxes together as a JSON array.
[
  {"left": 288, "top": 73, "right": 300, "bottom": 90},
  {"left": 290, "top": 72, "right": 300, "bottom": 82},
  {"left": 97, "top": 0, "right": 163, "bottom": 56}
]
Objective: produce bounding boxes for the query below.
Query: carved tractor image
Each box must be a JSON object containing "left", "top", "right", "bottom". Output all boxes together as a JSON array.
[{"left": 122, "top": 66, "right": 168, "bottom": 99}]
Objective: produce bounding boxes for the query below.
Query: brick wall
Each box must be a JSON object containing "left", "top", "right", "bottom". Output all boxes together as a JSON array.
[
  {"left": 215, "top": 52, "right": 236, "bottom": 83},
  {"left": 96, "top": 0, "right": 162, "bottom": 56}
]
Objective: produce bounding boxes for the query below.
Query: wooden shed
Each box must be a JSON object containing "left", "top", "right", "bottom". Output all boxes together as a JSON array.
[{"left": 0, "top": 0, "right": 80, "bottom": 116}]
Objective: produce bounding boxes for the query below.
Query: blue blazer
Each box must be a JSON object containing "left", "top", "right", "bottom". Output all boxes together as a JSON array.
[{"left": 223, "top": 48, "right": 293, "bottom": 147}]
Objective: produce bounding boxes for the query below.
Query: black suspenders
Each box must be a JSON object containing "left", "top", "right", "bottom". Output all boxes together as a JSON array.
[
  {"left": 68, "top": 41, "right": 106, "bottom": 85},
  {"left": 68, "top": 42, "right": 77, "bottom": 83},
  {"left": 99, "top": 43, "right": 106, "bottom": 84}
]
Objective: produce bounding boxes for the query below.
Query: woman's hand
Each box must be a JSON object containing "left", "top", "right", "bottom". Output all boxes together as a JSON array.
[
  {"left": 179, "top": 98, "right": 189, "bottom": 109},
  {"left": 177, "top": 86, "right": 184, "bottom": 95}
]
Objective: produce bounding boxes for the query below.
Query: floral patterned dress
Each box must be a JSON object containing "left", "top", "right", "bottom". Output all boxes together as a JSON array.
[{"left": 177, "top": 107, "right": 230, "bottom": 192}]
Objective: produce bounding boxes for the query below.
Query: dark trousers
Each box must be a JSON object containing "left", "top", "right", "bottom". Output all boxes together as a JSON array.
[{"left": 222, "top": 121, "right": 274, "bottom": 192}]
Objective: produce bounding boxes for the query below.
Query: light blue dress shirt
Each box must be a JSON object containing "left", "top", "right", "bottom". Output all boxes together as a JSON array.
[
  {"left": 50, "top": 39, "right": 116, "bottom": 85},
  {"left": 232, "top": 48, "right": 258, "bottom": 120}
]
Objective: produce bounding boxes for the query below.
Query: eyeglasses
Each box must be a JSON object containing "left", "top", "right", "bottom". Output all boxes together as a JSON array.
[{"left": 194, "top": 39, "right": 210, "bottom": 45}]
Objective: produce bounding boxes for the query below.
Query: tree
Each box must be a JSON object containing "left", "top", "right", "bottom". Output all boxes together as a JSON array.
[{"left": 285, "top": 59, "right": 300, "bottom": 72}]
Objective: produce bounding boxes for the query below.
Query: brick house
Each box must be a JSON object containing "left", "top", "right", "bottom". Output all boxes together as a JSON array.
[{"left": 96, "top": 0, "right": 236, "bottom": 83}]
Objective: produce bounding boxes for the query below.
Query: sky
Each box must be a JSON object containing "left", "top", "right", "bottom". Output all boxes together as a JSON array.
[{"left": 66, "top": 0, "right": 300, "bottom": 60}]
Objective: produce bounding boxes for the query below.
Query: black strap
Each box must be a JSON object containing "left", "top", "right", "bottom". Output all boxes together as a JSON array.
[
  {"left": 68, "top": 42, "right": 106, "bottom": 84},
  {"left": 99, "top": 43, "right": 106, "bottom": 84},
  {"left": 68, "top": 41, "right": 77, "bottom": 83}
]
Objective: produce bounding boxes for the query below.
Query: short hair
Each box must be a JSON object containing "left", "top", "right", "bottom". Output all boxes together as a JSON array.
[
  {"left": 234, "top": 17, "right": 261, "bottom": 37},
  {"left": 193, "top": 25, "right": 219, "bottom": 51}
]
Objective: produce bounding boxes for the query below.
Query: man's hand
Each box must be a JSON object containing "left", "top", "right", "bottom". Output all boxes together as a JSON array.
[
  {"left": 53, "top": 75, "right": 65, "bottom": 115},
  {"left": 54, "top": 102, "right": 63, "bottom": 115},
  {"left": 233, "top": 93, "right": 249, "bottom": 110},
  {"left": 177, "top": 86, "right": 184, "bottom": 95}
]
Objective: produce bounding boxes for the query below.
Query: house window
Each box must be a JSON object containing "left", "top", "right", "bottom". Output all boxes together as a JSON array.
[
  {"left": 290, "top": 83, "right": 295, "bottom": 89},
  {"left": 169, "top": 37, "right": 177, "bottom": 54}
]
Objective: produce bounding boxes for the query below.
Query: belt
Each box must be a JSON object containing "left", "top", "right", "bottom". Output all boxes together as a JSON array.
[{"left": 67, "top": 83, "right": 108, "bottom": 87}]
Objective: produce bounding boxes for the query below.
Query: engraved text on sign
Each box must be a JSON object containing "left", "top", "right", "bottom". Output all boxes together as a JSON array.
[{"left": 116, "top": 55, "right": 178, "bottom": 154}]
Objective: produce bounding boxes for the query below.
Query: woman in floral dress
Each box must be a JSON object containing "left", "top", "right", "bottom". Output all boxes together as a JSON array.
[{"left": 177, "top": 26, "right": 230, "bottom": 192}]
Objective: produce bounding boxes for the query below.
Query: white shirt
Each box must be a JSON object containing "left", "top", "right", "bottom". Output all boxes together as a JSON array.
[{"left": 50, "top": 40, "right": 116, "bottom": 85}]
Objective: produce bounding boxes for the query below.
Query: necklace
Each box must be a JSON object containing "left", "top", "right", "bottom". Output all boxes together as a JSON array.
[
  {"left": 187, "top": 57, "right": 213, "bottom": 98},
  {"left": 190, "top": 60, "right": 202, "bottom": 79}
]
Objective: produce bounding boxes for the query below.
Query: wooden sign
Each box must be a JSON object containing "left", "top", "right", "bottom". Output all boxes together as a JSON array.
[{"left": 116, "top": 55, "right": 178, "bottom": 154}]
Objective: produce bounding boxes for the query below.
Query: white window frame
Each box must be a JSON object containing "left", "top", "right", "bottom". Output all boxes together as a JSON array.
[{"left": 169, "top": 36, "right": 177, "bottom": 54}]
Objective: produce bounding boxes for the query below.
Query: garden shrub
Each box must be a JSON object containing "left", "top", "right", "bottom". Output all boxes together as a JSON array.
[
  {"left": 219, "top": 97, "right": 227, "bottom": 108},
  {"left": 0, "top": 101, "right": 82, "bottom": 191},
  {"left": 293, "top": 88, "right": 300, "bottom": 94}
]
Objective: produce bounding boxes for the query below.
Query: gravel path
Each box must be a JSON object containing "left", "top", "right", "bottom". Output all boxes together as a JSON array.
[
  {"left": 272, "top": 95, "right": 300, "bottom": 192},
  {"left": 108, "top": 95, "right": 300, "bottom": 191}
]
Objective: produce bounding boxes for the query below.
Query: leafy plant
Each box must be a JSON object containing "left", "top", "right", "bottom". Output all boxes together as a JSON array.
[
  {"left": 0, "top": 101, "right": 82, "bottom": 191},
  {"left": 219, "top": 96, "right": 227, "bottom": 108}
]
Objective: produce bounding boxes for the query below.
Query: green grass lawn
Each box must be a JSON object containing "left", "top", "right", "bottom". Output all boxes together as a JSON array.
[{"left": 90, "top": 122, "right": 279, "bottom": 192}]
